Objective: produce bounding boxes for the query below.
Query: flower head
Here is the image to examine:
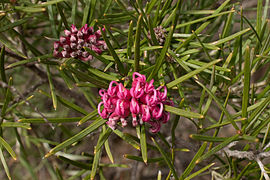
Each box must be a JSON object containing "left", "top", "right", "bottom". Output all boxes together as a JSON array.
[
  {"left": 53, "top": 24, "right": 106, "bottom": 61},
  {"left": 98, "top": 72, "right": 172, "bottom": 133}
]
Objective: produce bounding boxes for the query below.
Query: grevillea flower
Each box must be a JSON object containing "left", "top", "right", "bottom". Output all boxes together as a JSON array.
[
  {"left": 98, "top": 72, "right": 172, "bottom": 133},
  {"left": 53, "top": 24, "right": 107, "bottom": 61}
]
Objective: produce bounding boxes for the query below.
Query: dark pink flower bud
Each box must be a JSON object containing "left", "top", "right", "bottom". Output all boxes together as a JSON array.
[
  {"left": 61, "top": 51, "right": 70, "bottom": 58},
  {"left": 88, "top": 35, "right": 97, "bottom": 44},
  {"left": 53, "top": 24, "right": 106, "bottom": 61},
  {"left": 120, "top": 118, "right": 127, "bottom": 127},
  {"left": 77, "top": 50, "right": 82, "bottom": 56},
  {"left": 78, "top": 39, "right": 84, "bottom": 45},
  {"left": 71, "top": 24, "right": 78, "bottom": 33},
  {"left": 77, "top": 31, "right": 83, "bottom": 38},
  {"left": 60, "top": 37, "right": 66, "bottom": 43},
  {"left": 82, "top": 51, "right": 89, "bottom": 58},
  {"left": 70, "top": 51, "right": 77, "bottom": 58},
  {"left": 81, "top": 24, "right": 88, "bottom": 34},
  {"left": 106, "top": 119, "right": 116, "bottom": 130},
  {"left": 64, "top": 30, "right": 71, "bottom": 36},
  {"left": 77, "top": 44, "right": 82, "bottom": 50},
  {"left": 88, "top": 27, "right": 94, "bottom": 34},
  {"left": 92, "top": 45, "right": 102, "bottom": 54},
  {"left": 54, "top": 42, "right": 60, "bottom": 50},
  {"left": 107, "top": 112, "right": 120, "bottom": 130},
  {"left": 53, "top": 50, "right": 61, "bottom": 57},
  {"left": 70, "top": 43, "right": 77, "bottom": 49},
  {"left": 70, "top": 35, "right": 76, "bottom": 42},
  {"left": 63, "top": 44, "right": 70, "bottom": 50}
]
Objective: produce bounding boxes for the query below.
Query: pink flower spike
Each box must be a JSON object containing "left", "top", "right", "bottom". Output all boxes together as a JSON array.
[
  {"left": 149, "top": 121, "right": 161, "bottom": 133},
  {"left": 152, "top": 103, "right": 164, "bottom": 119},
  {"left": 141, "top": 104, "right": 151, "bottom": 122},
  {"left": 115, "top": 99, "right": 130, "bottom": 118},
  {"left": 157, "top": 85, "right": 167, "bottom": 101},
  {"left": 99, "top": 89, "right": 107, "bottom": 97},
  {"left": 133, "top": 72, "right": 146, "bottom": 82},
  {"left": 146, "top": 89, "right": 157, "bottom": 106},
  {"left": 117, "top": 83, "right": 130, "bottom": 99},
  {"left": 145, "top": 79, "right": 155, "bottom": 93},
  {"left": 92, "top": 45, "right": 102, "bottom": 54},
  {"left": 107, "top": 81, "right": 119, "bottom": 97},
  {"left": 130, "top": 81, "right": 144, "bottom": 99},
  {"left": 98, "top": 102, "right": 109, "bottom": 119},
  {"left": 161, "top": 112, "right": 170, "bottom": 124},
  {"left": 130, "top": 98, "right": 140, "bottom": 115}
]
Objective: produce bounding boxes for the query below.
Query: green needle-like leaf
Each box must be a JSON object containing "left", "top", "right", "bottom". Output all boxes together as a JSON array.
[
  {"left": 167, "top": 59, "right": 221, "bottom": 89},
  {"left": 196, "top": 134, "right": 239, "bottom": 163},
  {"left": 164, "top": 105, "right": 203, "bottom": 119},
  {"left": 46, "top": 118, "right": 106, "bottom": 157},
  {"left": 242, "top": 46, "right": 250, "bottom": 119},
  {"left": 180, "top": 142, "right": 207, "bottom": 180},
  {"left": 0, "top": 137, "right": 16, "bottom": 160},
  {"left": 140, "top": 124, "right": 147, "bottom": 164},
  {"left": 152, "top": 137, "right": 178, "bottom": 180},
  {"left": 184, "top": 163, "right": 215, "bottom": 180},
  {"left": 100, "top": 26, "right": 126, "bottom": 75},
  {"left": 0, "top": 148, "right": 11, "bottom": 180},
  {"left": 46, "top": 65, "right": 57, "bottom": 110},
  {"left": 0, "top": 46, "right": 7, "bottom": 84},
  {"left": 134, "top": 15, "right": 142, "bottom": 72}
]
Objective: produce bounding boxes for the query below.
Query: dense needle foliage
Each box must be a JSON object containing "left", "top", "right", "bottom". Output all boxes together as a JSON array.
[{"left": 1, "top": 0, "right": 270, "bottom": 179}]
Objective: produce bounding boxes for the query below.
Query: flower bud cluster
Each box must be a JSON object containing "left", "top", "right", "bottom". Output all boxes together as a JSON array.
[
  {"left": 148, "top": 26, "right": 167, "bottom": 45},
  {"left": 53, "top": 24, "right": 107, "bottom": 61},
  {"left": 98, "top": 72, "right": 172, "bottom": 133}
]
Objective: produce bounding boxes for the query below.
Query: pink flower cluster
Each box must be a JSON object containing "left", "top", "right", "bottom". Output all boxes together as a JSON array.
[
  {"left": 53, "top": 24, "right": 107, "bottom": 61},
  {"left": 98, "top": 72, "right": 172, "bottom": 133}
]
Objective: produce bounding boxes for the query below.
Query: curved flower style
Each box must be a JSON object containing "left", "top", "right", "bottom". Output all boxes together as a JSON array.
[
  {"left": 53, "top": 24, "right": 107, "bottom": 61},
  {"left": 98, "top": 72, "right": 172, "bottom": 133}
]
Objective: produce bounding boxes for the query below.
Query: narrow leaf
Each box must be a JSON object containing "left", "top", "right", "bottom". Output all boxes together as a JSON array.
[
  {"left": 0, "top": 137, "right": 16, "bottom": 160},
  {"left": 134, "top": 15, "right": 142, "bottom": 72},
  {"left": 46, "top": 118, "right": 106, "bottom": 157},
  {"left": 46, "top": 65, "right": 57, "bottom": 110},
  {"left": 167, "top": 59, "right": 221, "bottom": 89},
  {"left": 165, "top": 105, "right": 203, "bottom": 119},
  {"left": 140, "top": 125, "right": 147, "bottom": 164}
]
